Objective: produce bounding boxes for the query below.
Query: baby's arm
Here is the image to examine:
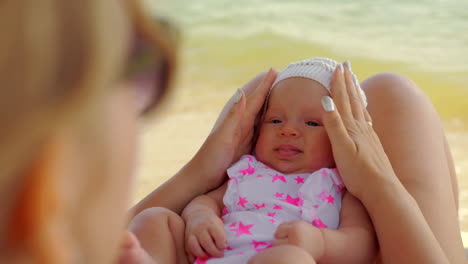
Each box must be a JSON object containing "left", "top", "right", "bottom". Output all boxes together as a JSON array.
[
  {"left": 274, "top": 191, "right": 377, "bottom": 263},
  {"left": 316, "top": 191, "right": 378, "bottom": 263},
  {"left": 181, "top": 182, "right": 228, "bottom": 260}
]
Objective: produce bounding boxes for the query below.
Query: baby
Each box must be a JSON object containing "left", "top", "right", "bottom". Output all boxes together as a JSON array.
[{"left": 182, "top": 58, "right": 377, "bottom": 263}]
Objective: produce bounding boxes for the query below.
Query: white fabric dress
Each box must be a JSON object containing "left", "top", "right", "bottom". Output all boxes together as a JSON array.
[{"left": 195, "top": 155, "right": 344, "bottom": 264}]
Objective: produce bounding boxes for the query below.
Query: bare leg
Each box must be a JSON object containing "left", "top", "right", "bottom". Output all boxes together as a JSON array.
[
  {"left": 128, "top": 207, "right": 188, "bottom": 264},
  {"left": 248, "top": 245, "right": 316, "bottom": 264},
  {"left": 361, "top": 73, "right": 465, "bottom": 262}
]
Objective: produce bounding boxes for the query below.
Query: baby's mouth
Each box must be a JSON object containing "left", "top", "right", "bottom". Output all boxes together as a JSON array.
[{"left": 275, "top": 145, "right": 302, "bottom": 158}]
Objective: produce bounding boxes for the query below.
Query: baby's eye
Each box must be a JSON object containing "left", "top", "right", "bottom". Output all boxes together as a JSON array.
[
  {"left": 306, "top": 121, "right": 319, "bottom": 126},
  {"left": 272, "top": 119, "right": 282, "bottom": 124}
]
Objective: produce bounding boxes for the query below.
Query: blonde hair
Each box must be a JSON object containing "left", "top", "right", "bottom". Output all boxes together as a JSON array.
[{"left": 0, "top": 0, "right": 130, "bottom": 232}]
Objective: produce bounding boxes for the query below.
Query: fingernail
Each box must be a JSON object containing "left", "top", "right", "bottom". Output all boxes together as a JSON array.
[
  {"left": 266, "top": 67, "right": 274, "bottom": 79},
  {"left": 352, "top": 74, "right": 360, "bottom": 88},
  {"left": 336, "top": 64, "right": 343, "bottom": 73},
  {"left": 233, "top": 88, "right": 242, "bottom": 104},
  {"left": 321, "top": 96, "right": 335, "bottom": 112},
  {"left": 344, "top": 60, "right": 351, "bottom": 71}
]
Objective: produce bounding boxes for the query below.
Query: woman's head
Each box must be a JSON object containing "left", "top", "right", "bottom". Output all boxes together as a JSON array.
[{"left": 0, "top": 0, "right": 176, "bottom": 262}]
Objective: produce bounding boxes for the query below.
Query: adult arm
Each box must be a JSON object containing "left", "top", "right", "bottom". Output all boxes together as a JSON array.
[{"left": 321, "top": 62, "right": 465, "bottom": 263}]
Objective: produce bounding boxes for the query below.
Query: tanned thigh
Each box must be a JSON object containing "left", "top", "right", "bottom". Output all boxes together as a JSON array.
[{"left": 361, "top": 73, "right": 464, "bottom": 263}]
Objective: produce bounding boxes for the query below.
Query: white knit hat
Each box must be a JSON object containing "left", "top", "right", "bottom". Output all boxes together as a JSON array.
[{"left": 272, "top": 57, "right": 367, "bottom": 107}]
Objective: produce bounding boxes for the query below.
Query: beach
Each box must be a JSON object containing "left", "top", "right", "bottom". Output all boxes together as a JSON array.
[{"left": 133, "top": 0, "right": 468, "bottom": 241}]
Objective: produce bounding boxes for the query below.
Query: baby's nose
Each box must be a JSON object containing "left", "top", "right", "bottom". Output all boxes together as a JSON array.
[{"left": 280, "top": 126, "right": 299, "bottom": 137}]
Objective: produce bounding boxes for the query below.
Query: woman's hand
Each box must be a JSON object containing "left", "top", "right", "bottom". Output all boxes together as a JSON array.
[
  {"left": 321, "top": 61, "right": 397, "bottom": 202},
  {"left": 190, "top": 69, "right": 278, "bottom": 192}
]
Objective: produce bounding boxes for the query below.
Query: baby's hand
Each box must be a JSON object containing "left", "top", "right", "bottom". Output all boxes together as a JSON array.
[
  {"left": 184, "top": 210, "right": 227, "bottom": 261},
  {"left": 274, "top": 221, "right": 324, "bottom": 260}
]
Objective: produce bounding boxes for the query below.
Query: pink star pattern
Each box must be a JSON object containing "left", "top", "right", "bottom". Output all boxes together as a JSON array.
[
  {"left": 281, "top": 194, "right": 303, "bottom": 206},
  {"left": 271, "top": 174, "right": 286, "bottom": 183},
  {"left": 337, "top": 186, "right": 343, "bottom": 193},
  {"left": 254, "top": 203, "right": 266, "bottom": 209},
  {"left": 294, "top": 176, "right": 305, "bottom": 184},
  {"left": 222, "top": 160, "right": 342, "bottom": 257},
  {"left": 273, "top": 204, "right": 283, "bottom": 210},
  {"left": 254, "top": 244, "right": 273, "bottom": 252},
  {"left": 237, "top": 196, "right": 248, "bottom": 208},
  {"left": 317, "top": 190, "right": 328, "bottom": 201},
  {"left": 312, "top": 218, "right": 328, "bottom": 228},
  {"left": 320, "top": 169, "right": 328, "bottom": 177},
  {"left": 251, "top": 240, "right": 267, "bottom": 248},
  {"left": 230, "top": 221, "right": 254, "bottom": 237},
  {"left": 195, "top": 257, "right": 208, "bottom": 264},
  {"left": 228, "top": 178, "right": 238, "bottom": 184},
  {"left": 239, "top": 163, "right": 255, "bottom": 176}
]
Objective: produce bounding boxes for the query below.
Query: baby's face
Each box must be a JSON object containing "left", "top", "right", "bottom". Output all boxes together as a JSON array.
[{"left": 254, "top": 77, "right": 334, "bottom": 174}]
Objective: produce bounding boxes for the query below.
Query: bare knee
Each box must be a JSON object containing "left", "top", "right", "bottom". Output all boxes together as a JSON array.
[
  {"left": 361, "top": 72, "right": 430, "bottom": 110},
  {"left": 129, "top": 207, "right": 184, "bottom": 233},
  {"left": 248, "top": 245, "right": 315, "bottom": 264},
  {"left": 360, "top": 72, "right": 441, "bottom": 131}
]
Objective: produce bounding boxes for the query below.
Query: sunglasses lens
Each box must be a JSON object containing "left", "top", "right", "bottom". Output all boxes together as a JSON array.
[{"left": 125, "top": 16, "right": 179, "bottom": 116}]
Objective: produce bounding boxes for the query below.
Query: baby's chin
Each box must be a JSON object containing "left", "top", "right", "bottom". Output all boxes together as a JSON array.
[{"left": 264, "top": 160, "right": 321, "bottom": 175}]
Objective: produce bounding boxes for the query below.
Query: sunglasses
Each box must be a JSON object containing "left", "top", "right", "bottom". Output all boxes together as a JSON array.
[{"left": 124, "top": 2, "right": 179, "bottom": 117}]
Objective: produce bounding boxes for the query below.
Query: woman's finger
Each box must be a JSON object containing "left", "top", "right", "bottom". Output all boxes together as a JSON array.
[
  {"left": 241, "top": 68, "right": 278, "bottom": 137},
  {"left": 187, "top": 234, "right": 208, "bottom": 259},
  {"left": 330, "top": 63, "right": 354, "bottom": 127},
  {"left": 211, "top": 70, "right": 273, "bottom": 133},
  {"left": 198, "top": 230, "right": 223, "bottom": 258},
  {"left": 244, "top": 68, "right": 277, "bottom": 120},
  {"left": 222, "top": 89, "right": 246, "bottom": 133},
  {"left": 343, "top": 61, "right": 364, "bottom": 121},
  {"left": 321, "top": 96, "right": 355, "bottom": 153},
  {"left": 364, "top": 109, "right": 373, "bottom": 124}
]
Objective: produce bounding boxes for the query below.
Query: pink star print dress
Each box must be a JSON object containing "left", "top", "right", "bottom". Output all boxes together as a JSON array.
[{"left": 197, "top": 155, "right": 344, "bottom": 264}]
